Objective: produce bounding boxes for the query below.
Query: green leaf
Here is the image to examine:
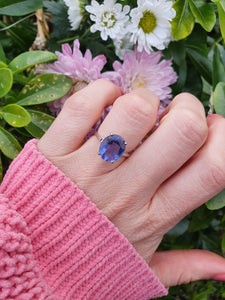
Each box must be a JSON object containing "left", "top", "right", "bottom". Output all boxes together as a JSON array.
[
  {"left": 213, "top": 82, "right": 225, "bottom": 117},
  {"left": 189, "top": 0, "right": 216, "bottom": 32},
  {"left": 186, "top": 48, "right": 212, "bottom": 84},
  {"left": 0, "top": 126, "right": 22, "bottom": 159},
  {"left": 43, "top": 0, "right": 71, "bottom": 39},
  {"left": 13, "top": 73, "right": 30, "bottom": 85},
  {"left": 192, "top": 291, "right": 208, "bottom": 300},
  {"left": 167, "top": 218, "right": 189, "bottom": 237},
  {"left": 167, "top": 40, "right": 186, "bottom": 65},
  {"left": 0, "top": 44, "right": 6, "bottom": 63},
  {"left": 0, "top": 0, "right": 27, "bottom": 9},
  {"left": 200, "top": 231, "right": 221, "bottom": 251},
  {"left": 0, "top": 61, "right": 7, "bottom": 68},
  {"left": 16, "top": 73, "right": 72, "bottom": 106},
  {"left": 8, "top": 51, "right": 57, "bottom": 74},
  {"left": 171, "top": 0, "right": 195, "bottom": 40},
  {"left": 0, "top": 153, "right": 2, "bottom": 182},
  {"left": 0, "top": 0, "right": 43, "bottom": 16},
  {"left": 206, "top": 188, "right": 225, "bottom": 210},
  {"left": 25, "top": 109, "right": 54, "bottom": 138},
  {"left": 217, "top": 1, "right": 225, "bottom": 41},
  {"left": 188, "top": 205, "right": 214, "bottom": 232},
  {"left": 212, "top": 45, "right": 225, "bottom": 90},
  {"left": 184, "top": 24, "right": 208, "bottom": 57},
  {"left": 172, "top": 59, "right": 187, "bottom": 94},
  {"left": 222, "top": 233, "right": 225, "bottom": 250},
  {"left": 184, "top": 68, "right": 202, "bottom": 98},
  {"left": 217, "top": 44, "right": 225, "bottom": 66},
  {"left": 1, "top": 104, "right": 31, "bottom": 127},
  {"left": 0, "top": 68, "right": 13, "bottom": 98}
]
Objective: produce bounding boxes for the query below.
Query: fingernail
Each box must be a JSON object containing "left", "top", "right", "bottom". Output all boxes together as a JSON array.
[
  {"left": 118, "top": 87, "right": 125, "bottom": 95},
  {"left": 208, "top": 114, "right": 223, "bottom": 118},
  {"left": 212, "top": 274, "right": 225, "bottom": 281}
]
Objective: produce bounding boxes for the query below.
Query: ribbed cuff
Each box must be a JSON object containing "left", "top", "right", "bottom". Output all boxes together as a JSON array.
[{"left": 0, "top": 139, "right": 168, "bottom": 300}]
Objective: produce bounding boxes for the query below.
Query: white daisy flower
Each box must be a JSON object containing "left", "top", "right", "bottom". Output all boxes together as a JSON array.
[
  {"left": 113, "top": 30, "right": 133, "bottom": 60},
  {"left": 64, "top": 0, "right": 84, "bottom": 30},
  {"left": 128, "top": 0, "right": 176, "bottom": 53},
  {"left": 85, "top": 0, "right": 130, "bottom": 41}
]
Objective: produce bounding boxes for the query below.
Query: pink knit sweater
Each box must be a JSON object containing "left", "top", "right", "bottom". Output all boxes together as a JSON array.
[{"left": 0, "top": 140, "right": 168, "bottom": 299}]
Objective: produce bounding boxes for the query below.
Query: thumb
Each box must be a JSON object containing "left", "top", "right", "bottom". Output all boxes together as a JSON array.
[{"left": 149, "top": 249, "right": 225, "bottom": 287}]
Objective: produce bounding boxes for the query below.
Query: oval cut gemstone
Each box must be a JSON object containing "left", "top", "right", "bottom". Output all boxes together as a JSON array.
[{"left": 99, "top": 134, "right": 126, "bottom": 162}]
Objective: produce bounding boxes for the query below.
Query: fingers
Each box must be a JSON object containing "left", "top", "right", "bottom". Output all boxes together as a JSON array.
[
  {"left": 149, "top": 250, "right": 225, "bottom": 287},
  {"left": 120, "top": 93, "right": 208, "bottom": 201},
  {"left": 71, "top": 88, "right": 159, "bottom": 174},
  {"left": 37, "top": 79, "right": 122, "bottom": 157},
  {"left": 149, "top": 115, "right": 225, "bottom": 233},
  {"left": 98, "top": 88, "right": 159, "bottom": 153}
]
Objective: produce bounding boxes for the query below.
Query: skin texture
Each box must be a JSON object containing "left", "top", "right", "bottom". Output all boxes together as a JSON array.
[{"left": 38, "top": 79, "right": 225, "bottom": 288}]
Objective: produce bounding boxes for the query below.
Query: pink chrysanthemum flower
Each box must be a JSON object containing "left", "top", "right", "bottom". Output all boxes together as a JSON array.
[
  {"left": 103, "top": 48, "right": 178, "bottom": 114},
  {"left": 39, "top": 39, "right": 107, "bottom": 116}
]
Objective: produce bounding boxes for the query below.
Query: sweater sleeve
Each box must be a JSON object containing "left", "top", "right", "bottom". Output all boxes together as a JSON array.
[{"left": 0, "top": 139, "right": 168, "bottom": 300}]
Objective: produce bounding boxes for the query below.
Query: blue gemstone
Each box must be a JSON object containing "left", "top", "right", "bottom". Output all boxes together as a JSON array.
[{"left": 99, "top": 134, "right": 126, "bottom": 162}]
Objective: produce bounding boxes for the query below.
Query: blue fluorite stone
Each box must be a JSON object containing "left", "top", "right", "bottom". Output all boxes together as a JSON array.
[{"left": 99, "top": 134, "right": 126, "bottom": 162}]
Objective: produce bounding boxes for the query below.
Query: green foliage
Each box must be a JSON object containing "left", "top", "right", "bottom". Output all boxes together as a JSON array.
[
  {"left": 25, "top": 109, "right": 54, "bottom": 139},
  {"left": 222, "top": 233, "right": 225, "bottom": 250},
  {"left": 213, "top": 82, "right": 225, "bottom": 116},
  {"left": 0, "top": 0, "right": 27, "bottom": 9},
  {"left": 172, "top": 0, "right": 195, "bottom": 40},
  {"left": 43, "top": 0, "right": 71, "bottom": 39},
  {"left": 172, "top": 0, "right": 225, "bottom": 42},
  {"left": 215, "top": 0, "right": 225, "bottom": 41},
  {"left": 188, "top": 0, "right": 216, "bottom": 32},
  {"left": 212, "top": 45, "right": 225, "bottom": 89},
  {"left": 188, "top": 206, "right": 215, "bottom": 232},
  {"left": 8, "top": 51, "right": 57, "bottom": 74},
  {"left": 0, "top": 47, "right": 72, "bottom": 172},
  {"left": 207, "top": 188, "right": 225, "bottom": 210},
  {"left": 0, "top": 0, "right": 43, "bottom": 16},
  {"left": 0, "top": 153, "right": 2, "bottom": 182},
  {"left": 1, "top": 104, "right": 31, "bottom": 127},
  {"left": 0, "top": 68, "right": 13, "bottom": 97},
  {"left": 157, "top": 280, "right": 225, "bottom": 299},
  {"left": 0, "top": 126, "right": 22, "bottom": 159},
  {"left": 16, "top": 73, "right": 72, "bottom": 106}
]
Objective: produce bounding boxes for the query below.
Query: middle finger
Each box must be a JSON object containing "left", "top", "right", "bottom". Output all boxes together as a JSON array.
[
  {"left": 75, "top": 88, "right": 160, "bottom": 174},
  {"left": 120, "top": 93, "right": 208, "bottom": 202}
]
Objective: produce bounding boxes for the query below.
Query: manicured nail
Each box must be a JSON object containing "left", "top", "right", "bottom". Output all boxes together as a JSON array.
[
  {"left": 208, "top": 114, "right": 223, "bottom": 118},
  {"left": 118, "top": 87, "right": 125, "bottom": 95},
  {"left": 212, "top": 274, "right": 225, "bottom": 281}
]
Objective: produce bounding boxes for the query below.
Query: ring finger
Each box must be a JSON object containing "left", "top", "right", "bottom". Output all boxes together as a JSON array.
[{"left": 76, "top": 88, "right": 160, "bottom": 173}]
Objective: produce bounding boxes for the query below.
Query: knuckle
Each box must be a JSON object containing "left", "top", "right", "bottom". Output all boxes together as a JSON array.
[
  {"left": 118, "top": 93, "right": 155, "bottom": 127},
  {"left": 91, "top": 78, "right": 119, "bottom": 95},
  {"left": 64, "top": 93, "right": 91, "bottom": 117},
  {"left": 202, "top": 159, "right": 225, "bottom": 191},
  {"left": 174, "top": 92, "right": 204, "bottom": 110},
  {"left": 175, "top": 109, "right": 208, "bottom": 147}
]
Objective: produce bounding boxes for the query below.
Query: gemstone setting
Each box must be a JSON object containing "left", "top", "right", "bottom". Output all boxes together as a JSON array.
[{"left": 99, "top": 134, "right": 126, "bottom": 162}]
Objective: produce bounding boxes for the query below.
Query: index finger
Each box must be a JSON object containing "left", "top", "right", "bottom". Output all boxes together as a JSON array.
[{"left": 37, "top": 79, "right": 122, "bottom": 157}]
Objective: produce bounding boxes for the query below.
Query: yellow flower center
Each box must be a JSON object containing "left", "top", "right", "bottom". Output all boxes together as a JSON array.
[
  {"left": 139, "top": 11, "right": 157, "bottom": 34},
  {"left": 102, "top": 12, "right": 116, "bottom": 28},
  {"left": 131, "top": 75, "right": 146, "bottom": 90}
]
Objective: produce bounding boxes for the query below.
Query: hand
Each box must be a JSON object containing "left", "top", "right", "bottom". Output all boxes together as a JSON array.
[{"left": 37, "top": 79, "right": 225, "bottom": 287}]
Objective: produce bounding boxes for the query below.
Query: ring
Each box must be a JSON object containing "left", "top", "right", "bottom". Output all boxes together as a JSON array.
[{"left": 96, "top": 133, "right": 130, "bottom": 162}]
